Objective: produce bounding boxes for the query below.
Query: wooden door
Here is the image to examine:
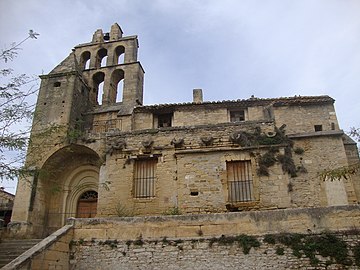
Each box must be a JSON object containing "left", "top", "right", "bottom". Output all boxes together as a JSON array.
[{"left": 76, "top": 191, "right": 98, "bottom": 218}]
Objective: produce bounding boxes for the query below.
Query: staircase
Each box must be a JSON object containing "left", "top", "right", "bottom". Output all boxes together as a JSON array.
[{"left": 0, "top": 239, "right": 42, "bottom": 268}]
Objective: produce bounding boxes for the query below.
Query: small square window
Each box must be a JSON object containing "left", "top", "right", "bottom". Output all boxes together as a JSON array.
[
  {"left": 53, "top": 82, "right": 61, "bottom": 87},
  {"left": 157, "top": 113, "right": 173, "bottom": 128},
  {"left": 230, "top": 110, "right": 245, "bottom": 122},
  {"left": 314, "top": 125, "right": 323, "bottom": 132}
]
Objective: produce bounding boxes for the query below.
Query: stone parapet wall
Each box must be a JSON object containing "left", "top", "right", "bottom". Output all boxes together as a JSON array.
[{"left": 73, "top": 205, "right": 360, "bottom": 241}]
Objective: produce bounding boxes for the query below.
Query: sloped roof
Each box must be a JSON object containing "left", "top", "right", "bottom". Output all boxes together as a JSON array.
[
  {"left": 134, "top": 95, "right": 335, "bottom": 112},
  {"left": 48, "top": 52, "right": 79, "bottom": 75},
  {"left": 342, "top": 134, "right": 357, "bottom": 145}
]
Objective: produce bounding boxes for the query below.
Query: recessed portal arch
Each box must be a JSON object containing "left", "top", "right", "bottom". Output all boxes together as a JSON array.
[{"left": 37, "top": 144, "right": 101, "bottom": 236}]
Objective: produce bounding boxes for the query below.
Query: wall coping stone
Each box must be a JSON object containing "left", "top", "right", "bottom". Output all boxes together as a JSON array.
[{"left": 73, "top": 205, "right": 360, "bottom": 240}]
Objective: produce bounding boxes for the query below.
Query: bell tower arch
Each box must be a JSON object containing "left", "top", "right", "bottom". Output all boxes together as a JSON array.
[{"left": 74, "top": 23, "right": 144, "bottom": 107}]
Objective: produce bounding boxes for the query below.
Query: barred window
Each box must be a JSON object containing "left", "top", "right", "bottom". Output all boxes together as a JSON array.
[
  {"left": 133, "top": 159, "right": 157, "bottom": 198},
  {"left": 227, "top": 160, "right": 253, "bottom": 202}
]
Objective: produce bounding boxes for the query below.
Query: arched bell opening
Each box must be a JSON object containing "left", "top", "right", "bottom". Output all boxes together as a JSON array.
[
  {"left": 96, "top": 48, "right": 108, "bottom": 68},
  {"left": 109, "top": 69, "right": 124, "bottom": 103},
  {"left": 93, "top": 72, "right": 105, "bottom": 105},
  {"left": 80, "top": 51, "right": 91, "bottom": 70},
  {"left": 115, "top": 45, "right": 125, "bottom": 64}
]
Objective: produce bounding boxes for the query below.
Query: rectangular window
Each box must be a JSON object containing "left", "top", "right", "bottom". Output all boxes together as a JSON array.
[
  {"left": 226, "top": 160, "right": 253, "bottom": 203},
  {"left": 230, "top": 110, "right": 245, "bottom": 122},
  {"left": 157, "top": 113, "right": 173, "bottom": 127},
  {"left": 314, "top": 125, "right": 323, "bottom": 132},
  {"left": 133, "top": 159, "right": 157, "bottom": 198}
]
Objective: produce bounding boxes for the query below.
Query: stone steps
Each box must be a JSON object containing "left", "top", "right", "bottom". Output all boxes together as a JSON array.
[{"left": 0, "top": 239, "right": 42, "bottom": 268}]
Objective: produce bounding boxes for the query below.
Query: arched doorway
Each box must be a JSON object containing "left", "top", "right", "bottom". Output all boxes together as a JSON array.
[
  {"left": 76, "top": 190, "right": 98, "bottom": 218},
  {"left": 33, "top": 144, "right": 102, "bottom": 236}
]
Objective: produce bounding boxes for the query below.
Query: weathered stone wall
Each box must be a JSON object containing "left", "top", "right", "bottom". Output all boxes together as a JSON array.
[
  {"left": 98, "top": 122, "right": 285, "bottom": 216},
  {"left": 273, "top": 103, "right": 338, "bottom": 134},
  {"left": 71, "top": 205, "right": 360, "bottom": 269},
  {"left": 173, "top": 107, "right": 228, "bottom": 127},
  {"left": 97, "top": 120, "right": 355, "bottom": 216},
  {"left": 70, "top": 227, "right": 360, "bottom": 270},
  {"left": 290, "top": 134, "right": 357, "bottom": 206}
]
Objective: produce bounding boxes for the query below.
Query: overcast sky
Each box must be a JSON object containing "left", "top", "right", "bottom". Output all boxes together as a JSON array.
[{"left": 1, "top": 0, "right": 359, "bottom": 192}]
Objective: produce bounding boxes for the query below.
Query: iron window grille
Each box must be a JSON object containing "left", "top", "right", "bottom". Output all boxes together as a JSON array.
[
  {"left": 226, "top": 160, "right": 253, "bottom": 202},
  {"left": 133, "top": 159, "right": 157, "bottom": 198}
]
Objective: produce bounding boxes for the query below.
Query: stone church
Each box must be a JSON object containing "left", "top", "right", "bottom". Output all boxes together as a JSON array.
[{"left": 10, "top": 23, "right": 359, "bottom": 238}]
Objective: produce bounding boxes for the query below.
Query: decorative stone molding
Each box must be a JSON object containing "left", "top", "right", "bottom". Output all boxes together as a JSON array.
[
  {"left": 171, "top": 138, "right": 184, "bottom": 148},
  {"left": 200, "top": 136, "right": 214, "bottom": 146},
  {"left": 229, "top": 131, "right": 252, "bottom": 146},
  {"left": 141, "top": 138, "right": 154, "bottom": 149},
  {"left": 106, "top": 138, "right": 126, "bottom": 155}
]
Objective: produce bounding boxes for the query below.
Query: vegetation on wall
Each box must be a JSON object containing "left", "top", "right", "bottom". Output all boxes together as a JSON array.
[
  {"left": 319, "top": 163, "right": 359, "bottom": 182},
  {"left": 70, "top": 232, "right": 360, "bottom": 269},
  {"left": 230, "top": 125, "right": 289, "bottom": 147},
  {"left": 230, "top": 125, "right": 304, "bottom": 178},
  {"left": 354, "top": 242, "right": 360, "bottom": 267},
  {"left": 67, "top": 118, "right": 84, "bottom": 144},
  {"left": 163, "top": 206, "right": 182, "bottom": 215},
  {"left": 209, "top": 234, "right": 260, "bottom": 254},
  {"left": 257, "top": 145, "right": 299, "bottom": 178},
  {"left": 70, "top": 231, "right": 359, "bottom": 267},
  {"left": 263, "top": 232, "right": 352, "bottom": 266}
]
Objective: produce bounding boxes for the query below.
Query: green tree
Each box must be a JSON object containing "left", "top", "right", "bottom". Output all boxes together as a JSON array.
[
  {"left": 0, "top": 31, "right": 39, "bottom": 180},
  {"left": 349, "top": 127, "right": 360, "bottom": 142}
]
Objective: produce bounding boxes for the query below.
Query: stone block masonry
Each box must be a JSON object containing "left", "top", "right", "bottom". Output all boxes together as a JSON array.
[
  {"left": 69, "top": 205, "right": 360, "bottom": 269},
  {"left": 69, "top": 232, "right": 360, "bottom": 270}
]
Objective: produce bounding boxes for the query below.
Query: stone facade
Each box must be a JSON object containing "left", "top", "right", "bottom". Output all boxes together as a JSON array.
[{"left": 9, "top": 24, "right": 360, "bottom": 238}]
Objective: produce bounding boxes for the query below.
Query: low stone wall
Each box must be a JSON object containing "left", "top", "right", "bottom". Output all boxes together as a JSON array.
[
  {"left": 69, "top": 205, "right": 360, "bottom": 269},
  {"left": 73, "top": 205, "right": 360, "bottom": 241},
  {"left": 69, "top": 232, "right": 360, "bottom": 270}
]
